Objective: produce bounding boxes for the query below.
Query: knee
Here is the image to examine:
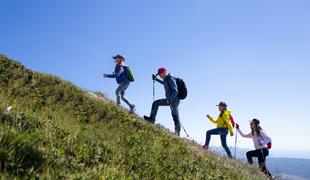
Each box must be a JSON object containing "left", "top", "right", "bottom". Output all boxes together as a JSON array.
[{"left": 115, "top": 90, "right": 120, "bottom": 96}]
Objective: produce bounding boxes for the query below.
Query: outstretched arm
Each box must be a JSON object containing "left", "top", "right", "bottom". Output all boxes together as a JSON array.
[
  {"left": 207, "top": 115, "right": 218, "bottom": 124},
  {"left": 237, "top": 128, "right": 252, "bottom": 138},
  {"left": 155, "top": 78, "right": 164, "bottom": 85},
  {"left": 105, "top": 66, "right": 124, "bottom": 78}
]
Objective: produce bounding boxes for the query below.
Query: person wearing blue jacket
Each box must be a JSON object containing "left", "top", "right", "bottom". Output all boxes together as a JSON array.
[
  {"left": 103, "top": 54, "right": 135, "bottom": 112},
  {"left": 144, "top": 67, "right": 181, "bottom": 136}
]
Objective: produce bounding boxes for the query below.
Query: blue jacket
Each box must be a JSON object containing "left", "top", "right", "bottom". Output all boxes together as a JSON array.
[
  {"left": 156, "top": 74, "right": 179, "bottom": 101},
  {"left": 106, "top": 65, "right": 128, "bottom": 84}
]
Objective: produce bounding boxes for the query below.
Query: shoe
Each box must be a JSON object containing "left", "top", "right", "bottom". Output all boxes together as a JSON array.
[
  {"left": 143, "top": 116, "right": 154, "bottom": 124},
  {"left": 202, "top": 145, "right": 208, "bottom": 150},
  {"left": 130, "top": 104, "right": 136, "bottom": 112}
]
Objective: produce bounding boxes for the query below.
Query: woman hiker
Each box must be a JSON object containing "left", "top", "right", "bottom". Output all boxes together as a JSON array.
[
  {"left": 236, "top": 119, "right": 272, "bottom": 177},
  {"left": 203, "top": 102, "right": 234, "bottom": 158}
]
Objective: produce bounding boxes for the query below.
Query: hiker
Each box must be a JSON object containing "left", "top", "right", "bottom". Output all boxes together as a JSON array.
[
  {"left": 103, "top": 54, "right": 135, "bottom": 112},
  {"left": 236, "top": 119, "right": 272, "bottom": 177},
  {"left": 144, "top": 67, "right": 184, "bottom": 136},
  {"left": 203, "top": 102, "right": 234, "bottom": 158}
]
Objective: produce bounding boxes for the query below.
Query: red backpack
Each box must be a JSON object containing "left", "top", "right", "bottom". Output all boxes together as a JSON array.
[
  {"left": 221, "top": 113, "right": 236, "bottom": 128},
  {"left": 229, "top": 114, "right": 236, "bottom": 128}
]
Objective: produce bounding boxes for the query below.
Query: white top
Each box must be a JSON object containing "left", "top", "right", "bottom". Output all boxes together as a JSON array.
[{"left": 237, "top": 129, "right": 272, "bottom": 150}]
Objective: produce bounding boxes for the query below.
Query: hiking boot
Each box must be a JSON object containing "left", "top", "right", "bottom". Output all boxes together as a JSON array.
[
  {"left": 130, "top": 104, "right": 136, "bottom": 112},
  {"left": 202, "top": 145, "right": 208, "bottom": 150},
  {"left": 143, "top": 116, "right": 155, "bottom": 124}
]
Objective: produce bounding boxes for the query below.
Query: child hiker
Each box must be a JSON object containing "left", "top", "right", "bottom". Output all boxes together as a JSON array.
[
  {"left": 144, "top": 67, "right": 182, "bottom": 136},
  {"left": 236, "top": 119, "right": 272, "bottom": 177},
  {"left": 103, "top": 54, "right": 135, "bottom": 112},
  {"left": 203, "top": 102, "right": 234, "bottom": 158}
]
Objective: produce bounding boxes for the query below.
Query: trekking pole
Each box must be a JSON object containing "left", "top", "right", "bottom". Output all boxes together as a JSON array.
[
  {"left": 180, "top": 122, "right": 190, "bottom": 138},
  {"left": 152, "top": 80, "right": 155, "bottom": 101},
  {"left": 234, "top": 127, "right": 238, "bottom": 158}
]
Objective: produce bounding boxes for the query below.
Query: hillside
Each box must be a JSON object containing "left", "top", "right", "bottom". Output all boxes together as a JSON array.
[{"left": 0, "top": 55, "right": 266, "bottom": 179}]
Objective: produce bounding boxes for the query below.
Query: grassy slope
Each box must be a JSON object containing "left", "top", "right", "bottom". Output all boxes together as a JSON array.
[{"left": 0, "top": 55, "right": 266, "bottom": 179}]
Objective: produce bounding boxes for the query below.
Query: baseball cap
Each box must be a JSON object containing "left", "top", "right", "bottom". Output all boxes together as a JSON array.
[
  {"left": 156, "top": 67, "right": 167, "bottom": 75},
  {"left": 113, "top": 54, "right": 125, "bottom": 61},
  {"left": 216, "top": 102, "right": 227, "bottom": 108}
]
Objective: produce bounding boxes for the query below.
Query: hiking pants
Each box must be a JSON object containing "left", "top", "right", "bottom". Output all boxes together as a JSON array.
[
  {"left": 150, "top": 98, "right": 181, "bottom": 135},
  {"left": 115, "top": 80, "right": 133, "bottom": 108},
  {"left": 205, "top": 128, "right": 232, "bottom": 158},
  {"left": 246, "top": 148, "right": 272, "bottom": 176},
  {"left": 246, "top": 148, "right": 269, "bottom": 164}
]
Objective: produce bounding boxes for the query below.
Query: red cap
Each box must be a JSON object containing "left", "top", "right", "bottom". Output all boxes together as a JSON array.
[{"left": 157, "top": 67, "right": 167, "bottom": 75}]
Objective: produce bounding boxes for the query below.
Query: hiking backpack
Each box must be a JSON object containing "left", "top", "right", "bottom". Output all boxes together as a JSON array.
[
  {"left": 123, "top": 66, "right": 135, "bottom": 82},
  {"left": 229, "top": 114, "right": 236, "bottom": 128},
  {"left": 176, "top": 78, "right": 187, "bottom": 100},
  {"left": 221, "top": 113, "right": 236, "bottom": 128},
  {"left": 267, "top": 142, "right": 272, "bottom": 149}
]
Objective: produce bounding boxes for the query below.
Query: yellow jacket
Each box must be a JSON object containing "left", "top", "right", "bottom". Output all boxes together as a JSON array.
[{"left": 208, "top": 110, "right": 234, "bottom": 134}]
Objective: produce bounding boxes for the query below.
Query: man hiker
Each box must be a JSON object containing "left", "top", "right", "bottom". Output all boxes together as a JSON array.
[
  {"left": 144, "top": 67, "right": 181, "bottom": 136},
  {"left": 236, "top": 119, "right": 272, "bottom": 177},
  {"left": 203, "top": 102, "right": 234, "bottom": 158},
  {"left": 103, "top": 54, "right": 135, "bottom": 112}
]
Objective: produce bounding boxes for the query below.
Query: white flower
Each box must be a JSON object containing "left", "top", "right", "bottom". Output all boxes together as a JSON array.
[{"left": 4, "top": 106, "right": 13, "bottom": 114}]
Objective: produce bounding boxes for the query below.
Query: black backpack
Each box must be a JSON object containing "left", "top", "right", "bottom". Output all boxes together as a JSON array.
[{"left": 176, "top": 78, "right": 187, "bottom": 100}]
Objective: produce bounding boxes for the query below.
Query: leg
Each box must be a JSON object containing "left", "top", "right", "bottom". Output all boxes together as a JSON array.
[
  {"left": 220, "top": 129, "right": 232, "bottom": 158},
  {"left": 204, "top": 128, "right": 221, "bottom": 148},
  {"left": 257, "top": 148, "right": 268, "bottom": 166},
  {"left": 170, "top": 100, "right": 181, "bottom": 136},
  {"left": 120, "top": 83, "right": 135, "bottom": 110},
  {"left": 258, "top": 149, "right": 272, "bottom": 177},
  {"left": 149, "top": 99, "right": 169, "bottom": 122},
  {"left": 246, "top": 150, "right": 259, "bottom": 164},
  {"left": 115, "top": 86, "right": 122, "bottom": 107},
  {"left": 115, "top": 81, "right": 129, "bottom": 107}
]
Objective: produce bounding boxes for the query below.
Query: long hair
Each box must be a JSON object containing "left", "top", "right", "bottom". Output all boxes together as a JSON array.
[{"left": 251, "top": 124, "right": 263, "bottom": 136}]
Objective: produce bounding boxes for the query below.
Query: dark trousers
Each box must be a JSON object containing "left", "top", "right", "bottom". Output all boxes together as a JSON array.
[
  {"left": 150, "top": 99, "right": 181, "bottom": 135},
  {"left": 246, "top": 148, "right": 269, "bottom": 164},
  {"left": 246, "top": 148, "right": 272, "bottom": 176},
  {"left": 205, "top": 128, "right": 232, "bottom": 158}
]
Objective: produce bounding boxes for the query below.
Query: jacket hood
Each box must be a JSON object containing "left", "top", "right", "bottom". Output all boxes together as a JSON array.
[{"left": 224, "top": 109, "right": 231, "bottom": 114}]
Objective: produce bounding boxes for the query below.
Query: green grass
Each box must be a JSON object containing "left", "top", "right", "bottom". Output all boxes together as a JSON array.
[{"left": 0, "top": 54, "right": 266, "bottom": 179}]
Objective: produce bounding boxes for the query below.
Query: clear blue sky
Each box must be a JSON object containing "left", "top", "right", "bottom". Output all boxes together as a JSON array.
[{"left": 1, "top": 0, "right": 310, "bottom": 156}]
